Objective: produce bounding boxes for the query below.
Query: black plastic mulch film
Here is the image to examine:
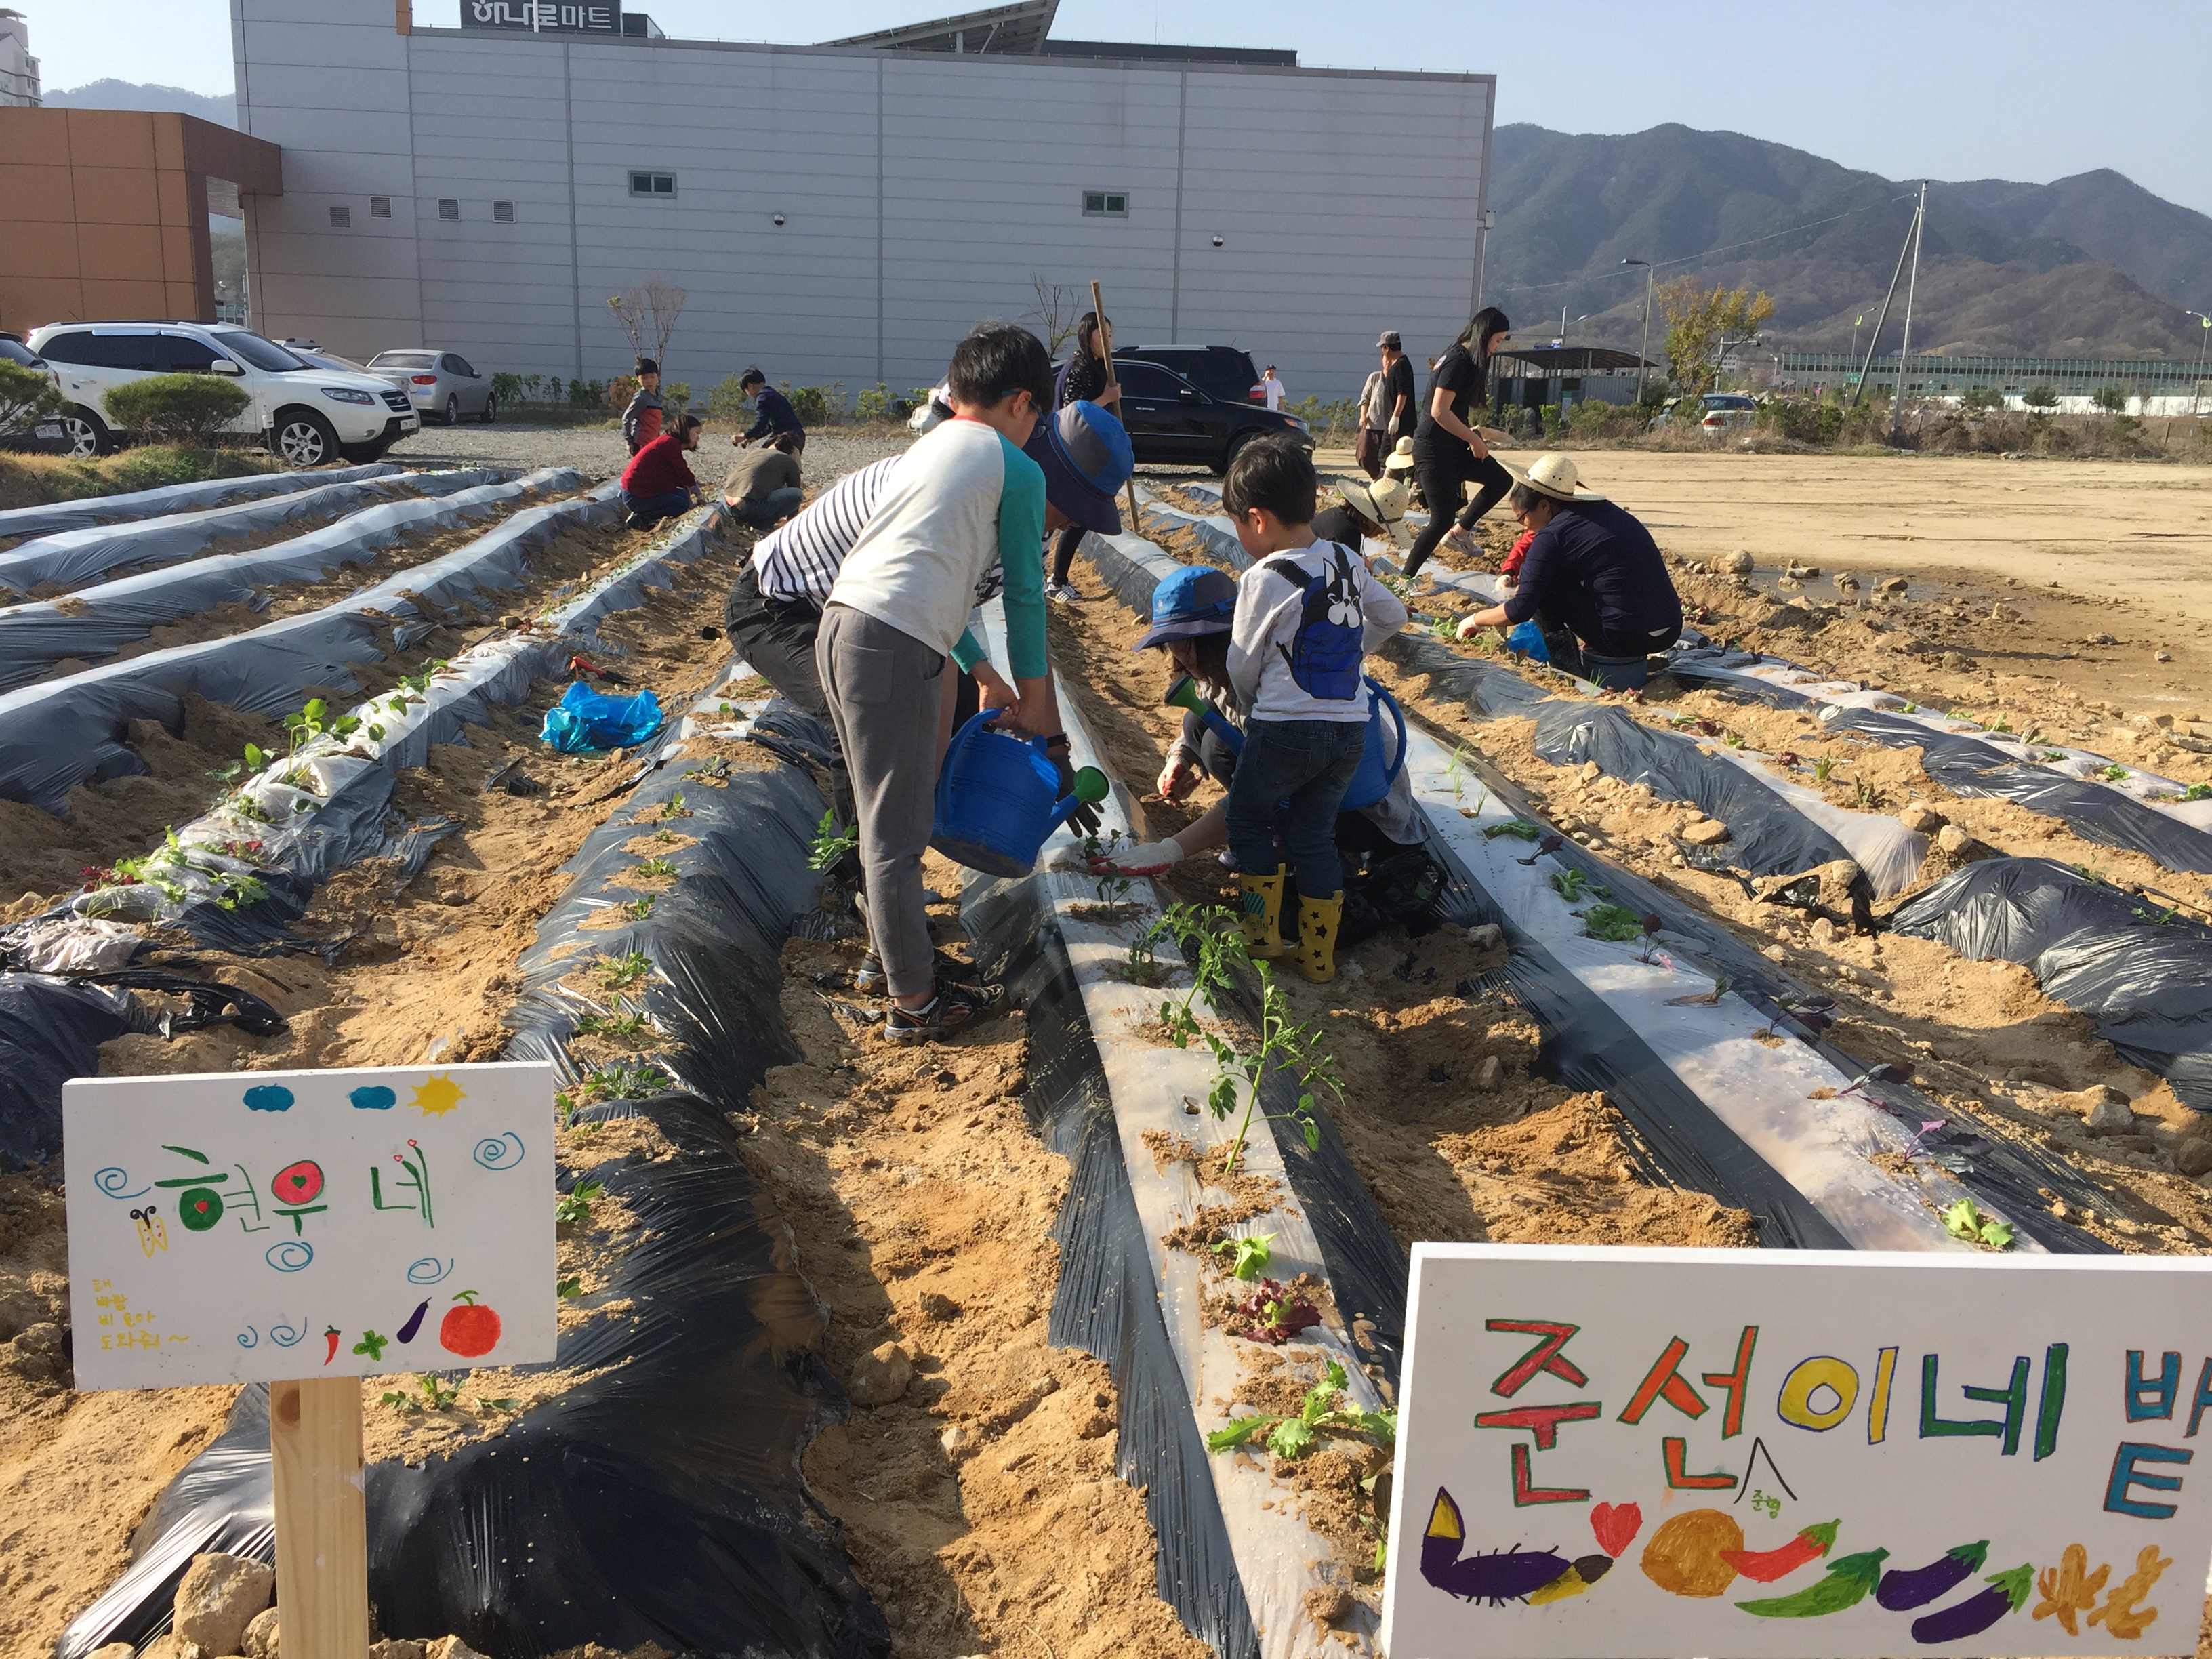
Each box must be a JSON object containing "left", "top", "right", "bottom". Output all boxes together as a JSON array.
[
  {"left": 0, "top": 470, "right": 549, "bottom": 690},
  {"left": 1085, "top": 527, "right": 2114, "bottom": 1254},
  {"left": 0, "top": 462, "right": 400, "bottom": 548},
  {"left": 61, "top": 697, "right": 894, "bottom": 1659},
  {"left": 1892, "top": 857, "right": 2212, "bottom": 1113},
  {"left": 1667, "top": 649, "right": 2212, "bottom": 876}
]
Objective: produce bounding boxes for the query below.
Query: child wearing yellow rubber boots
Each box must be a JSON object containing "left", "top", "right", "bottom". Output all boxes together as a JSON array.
[{"left": 1222, "top": 435, "right": 1407, "bottom": 981}]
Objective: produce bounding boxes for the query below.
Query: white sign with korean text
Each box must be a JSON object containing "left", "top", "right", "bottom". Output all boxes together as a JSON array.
[
  {"left": 1381, "top": 1243, "right": 2212, "bottom": 1658},
  {"left": 65, "top": 1063, "right": 556, "bottom": 1389}
]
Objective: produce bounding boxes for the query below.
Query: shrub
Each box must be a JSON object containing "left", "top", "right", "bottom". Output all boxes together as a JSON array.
[
  {"left": 0, "top": 359, "right": 64, "bottom": 438},
  {"left": 102, "top": 373, "right": 251, "bottom": 447},
  {"left": 491, "top": 371, "right": 523, "bottom": 404},
  {"left": 665, "top": 381, "right": 691, "bottom": 416},
  {"left": 705, "top": 374, "right": 752, "bottom": 427},
  {"left": 1962, "top": 385, "right": 2004, "bottom": 415},
  {"left": 2092, "top": 385, "right": 2129, "bottom": 414},
  {"left": 567, "top": 377, "right": 603, "bottom": 409},
  {"left": 1755, "top": 398, "right": 1845, "bottom": 445},
  {"left": 607, "top": 373, "right": 640, "bottom": 409},
  {"left": 853, "top": 382, "right": 893, "bottom": 423},
  {"left": 2023, "top": 384, "right": 2058, "bottom": 411},
  {"left": 783, "top": 381, "right": 846, "bottom": 426}
]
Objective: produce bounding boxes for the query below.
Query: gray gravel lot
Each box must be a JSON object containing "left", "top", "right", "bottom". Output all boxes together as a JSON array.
[{"left": 384, "top": 420, "right": 910, "bottom": 485}]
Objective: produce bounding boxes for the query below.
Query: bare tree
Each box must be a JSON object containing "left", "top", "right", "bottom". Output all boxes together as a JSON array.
[
  {"left": 608, "top": 275, "right": 689, "bottom": 369},
  {"left": 1025, "top": 274, "right": 1084, "bottom": 357}
]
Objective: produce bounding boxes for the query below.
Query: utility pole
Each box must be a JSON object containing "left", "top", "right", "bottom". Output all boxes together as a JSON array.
[
  {"left": 1623, "top": 258, "right": 1655, "bottom": 407},
  {"left": 2190, "top": 311, "right": 2211, "bottom": 422},
  {"left": 1472, "top": 208, "right": 1496, "bottom": 315},
  {"left": 1889, "top": 180, "right": 1926, "bottom": 442}
]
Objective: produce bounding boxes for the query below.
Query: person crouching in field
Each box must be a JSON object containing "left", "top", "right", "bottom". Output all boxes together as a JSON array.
[
  {"left": 617, "top": 413, "right": 703, "bottom": 528},
  {"left": 1221, "top": 434, "right": 1406, "bottom": 983}
]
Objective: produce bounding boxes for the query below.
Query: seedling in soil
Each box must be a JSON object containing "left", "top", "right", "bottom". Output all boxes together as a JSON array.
[
  {"left": 1811, "top": 757, "right": 1835, "bottom": 782},
  {"left": 634, "top": 856, "right": 678, "bottom": 879},
  {"left": 1943, "top": 1198, "right": 2015, "bottom": 1251},
  {"left": 207, "top": 759, "right": 245, "bottom": 783},
  {"left": 1211, "top": 1231, "right": 1277, "bottom": 1282},
  {"left": 1515, "top": 834, "right": 1565, "bottom": 867},
  {"left": 682, "top": 757, "right": 735, "bottom": 785},
  {"left": 1225, "top": 1275, "right": 1324, "bottom": 1346},
  {"left": 1123, "top": 919, "right": 1174, "bottom": 987},
  {"left": 554, "top": 1181, "right": 604, "bottom": 1227},
  {"left": 1723, "top": 732, "right": 1746, "bottom": 750},
  {"left": 624, "top": 896, "right": 655, "bottom": 920},
  {"left": 2039, "top": 750, "right": 2070, "bottom": 763},
  {"left": 1481, "top": 819, "right": 1541, "bottom": 842},
  {"left": 1202, "top": 962, "right": 1343, "bottom": 1175},
  {"left": 1579, "top": 901, "right": 1643, "bottom": 943},
  {"left": 808, "top": 808, "right": 860, "bottom": 872},
  {"left": 575, "top": 1003, "right": 649, "bottom": 1040},
  {"left": 2100, "top": 764, "right": 2131, "bottom": 783},
  {"left": 380, "top": 1372, "right": 460, "bottom": 1412},
  {"left": 596, "top": 951, "right": 651, "bottom": 990},
  {"left": 661, "top": 792, "right": 687, "bottom": 819},
  {"left": 1853, "top": 781, "right": 1883, "bottom": 808},
  {"left": 1666, "top": 975, "right": 1729, "bottom": 1008},
  {"left": 1549, "top": 868, "right": 1603, "bottom": 905},
  {"left": 653, "top": 828, "right": 676, "bottom": 844},
  {"left": 1205, "top": 1358, "right": 1397, "bottom": 1456},
  {"left": 1155, "top": 904, "right": 1250, "bottom": 1048},
  {"left": 1637, "top": 912, "right": 1664, "bottom": 962},
  {"left": 556, "top": 1276, "right": 585, "bottom": 1300},
  {"left": 2184, "top": 783, "right": 2212, "bottom": 803},
  {"left": 579, "top": 1060, "right": 669, "bottom": 1103},
  {"left": 1442, "top": 743, "right": 1472, "bottom": 797}
]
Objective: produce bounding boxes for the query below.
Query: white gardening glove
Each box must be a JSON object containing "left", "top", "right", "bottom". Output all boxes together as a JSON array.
[{"left": 1096, "top": 839, "right": 1184, "bottom": 875}]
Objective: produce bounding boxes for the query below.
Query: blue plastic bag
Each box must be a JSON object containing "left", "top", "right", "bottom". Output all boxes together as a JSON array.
[
  {"left": 540, "top": 681, "right": 662, "bottom": 752},
  {"left": 1505, "top": 621, "right": 1551, "bottom": 663}
]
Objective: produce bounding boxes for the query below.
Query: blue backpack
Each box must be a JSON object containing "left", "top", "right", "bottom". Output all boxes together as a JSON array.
[{"left": 1263, "top": 542, "right": 1364, "bottom": 701}]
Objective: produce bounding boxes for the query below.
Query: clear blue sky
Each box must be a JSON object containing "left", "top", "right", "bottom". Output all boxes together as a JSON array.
[{"left": 24, "top": 0, "right": 2212, "bottom": 217}]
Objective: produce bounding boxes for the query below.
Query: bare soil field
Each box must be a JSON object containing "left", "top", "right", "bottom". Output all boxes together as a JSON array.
[{"left": 9, "top": 445, "right": 2212, "bottom": 1659}]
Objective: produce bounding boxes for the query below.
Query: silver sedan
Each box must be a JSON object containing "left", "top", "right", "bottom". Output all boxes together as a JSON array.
[{"left": 367, "top": 348, "right": 497, "bottom": 425}]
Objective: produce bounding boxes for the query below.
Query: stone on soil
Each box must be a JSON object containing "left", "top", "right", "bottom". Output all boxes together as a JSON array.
[
  {"left": 173, "top": 1551, "right": 275, "bottom": 1658},
  {"left": 2084, "top": 1097, "right": 2137, "bottom": 1136},
  {"left": 1719, "top": 550, "right": 1754, "bottom": 575},
  {"left": 1680, "top": 819, "right": 1729, "bottom": 846},
  {"left": 1897, "top": 804, "right": 1945, "bottom": 834},
  {"left": 242, "top": 1608, "right": 281, "bottom": 1659},
  {"left": 849, "top": 1340, "right": 914, "bottom": 1406},
  {"left": 1475, "top": 1054, "right": 1502, "bottom": 1090},
  {"left": 2175, "top": 1139, "right": 2212, "bottom": 1179}
]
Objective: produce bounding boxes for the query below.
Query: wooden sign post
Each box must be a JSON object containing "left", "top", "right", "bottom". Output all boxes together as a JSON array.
[
  {"left": 1089, "top": 278, "right": 1141, "bottom": 535},
  {"left": 272, "top": 1378, "right": 369, "bottom": 1659},
  {"left": 64, "top": 1061, "right": 556, "bottom": 1658},
  {"left": 1381, "top": 1242, "right": 2212, "bottom": 1659}
]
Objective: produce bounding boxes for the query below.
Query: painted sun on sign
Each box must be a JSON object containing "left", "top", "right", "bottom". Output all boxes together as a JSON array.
[{"left": 410, "top": 1074, "right": 466, "bottom": 1118}]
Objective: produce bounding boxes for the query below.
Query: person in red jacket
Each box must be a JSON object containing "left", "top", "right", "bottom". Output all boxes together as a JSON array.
[{"left": 619, "top": 413, "right": 704, "bottom": 528}]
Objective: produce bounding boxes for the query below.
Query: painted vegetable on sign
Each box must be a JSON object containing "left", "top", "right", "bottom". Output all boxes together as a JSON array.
[
  {"left": 1735, "top": 1548, "right": 1888, "bottom": 1618},
  {"left": 1420, "top": 1489, "right": 1574, "bottom": 1605},
  {"left": 438, "top": 1289, "right": 501, "bottom": 1358},
  {"left": 1876, "top": 1540, "right": 1988, "bottom": 1610},
  {"left": 1908, "top": 1564, "right": 2033, "bottom": 1643},
  {"left": 1640, "top": 1509, "right": 1744, "bottom": 1597},
  {"left": 1721, "top": 1519, "right": 1839, "bottom": 1582}
]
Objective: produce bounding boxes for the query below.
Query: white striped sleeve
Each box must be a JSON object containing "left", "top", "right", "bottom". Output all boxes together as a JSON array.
[{"left": 754, "top": 457, "right": 903, "bottom": 602}]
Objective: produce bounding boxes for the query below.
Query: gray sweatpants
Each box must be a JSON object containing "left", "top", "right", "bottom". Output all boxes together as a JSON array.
[{"left": 816, "top": 602, "right": 947, "bottom": 1000}]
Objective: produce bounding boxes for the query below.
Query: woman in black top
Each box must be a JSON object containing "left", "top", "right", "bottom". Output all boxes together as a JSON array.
[
  {"left": 1402, "top": 307, "right": 1513, "bottom": 579},
  {"left": 1048, "top": 312, "right": 1120, "bottom": 596}
]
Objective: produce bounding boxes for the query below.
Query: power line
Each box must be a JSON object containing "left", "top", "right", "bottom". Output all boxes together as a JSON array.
[{"left": 1486, "top": 192, "right": 1917, "bottom": 301}]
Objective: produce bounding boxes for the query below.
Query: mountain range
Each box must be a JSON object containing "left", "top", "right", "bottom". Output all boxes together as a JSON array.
[
  {"left": 33, "top": 81, "right": 2212, "bottom": 363},
  {"left": 1486, "top": 123, "right": 2212, "bottom": 362}
]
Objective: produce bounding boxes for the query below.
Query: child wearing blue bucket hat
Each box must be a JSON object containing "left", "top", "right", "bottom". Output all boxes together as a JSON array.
[{"left": 1073, "top": 556, "right": 1441, "bottom": 971}]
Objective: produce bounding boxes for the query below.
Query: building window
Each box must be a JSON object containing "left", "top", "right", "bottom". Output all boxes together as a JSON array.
[
  {"left": 437, "top": 199, "right": 460, "bottom": 220},
  {"left": 493, "top": 200, "right": 516, "bottom": 223},
  {"left": 629, "top": 171, "right": 676, "bottom": 198},
  {"left": 1082, "top": 190, "right": 1128, "bottom": 218},
  {"left": 370, "top": 197, "right": 392, "bottom": 218},
  {"left": 329, "top": 205, "right": 352, "bottom": 228}
]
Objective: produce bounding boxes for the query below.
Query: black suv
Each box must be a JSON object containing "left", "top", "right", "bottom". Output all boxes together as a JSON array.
[{"left": 1111, "top": 344, "right": 1310, "bottom": 474}]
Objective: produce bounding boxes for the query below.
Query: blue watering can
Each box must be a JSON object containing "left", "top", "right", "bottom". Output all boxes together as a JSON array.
[
  {"left": 931, "top": 712, "right": 1109, "bottom": 877},
  {"left": 1164, "top": 674, "right": 1406, "bottom": 811}
]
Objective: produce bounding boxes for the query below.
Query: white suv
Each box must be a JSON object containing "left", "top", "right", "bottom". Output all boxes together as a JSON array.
[{"left": 24, "top": 322, "right": 419, "bottom": 467}]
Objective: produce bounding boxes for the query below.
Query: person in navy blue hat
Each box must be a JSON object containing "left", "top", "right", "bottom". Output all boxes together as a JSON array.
[{"left": 1027, "top": 397, "right": 1132, "bottom": 580}]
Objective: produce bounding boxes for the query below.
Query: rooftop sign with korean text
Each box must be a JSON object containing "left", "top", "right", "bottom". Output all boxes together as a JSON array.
[
  {"left": 1381, "top": 1242, "right": 2212, "bottom": 1658},
  {"left": 64, "top": 1062, "right": 556, "bottom": 1390},
  {"left": 461, "top": 2, "right": 619, "bottom": 34}
]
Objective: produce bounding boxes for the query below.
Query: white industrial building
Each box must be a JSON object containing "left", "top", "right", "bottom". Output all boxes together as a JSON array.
[
  {"left": 0, "top": 7, "right": 40, "bottom": 106},
  {"left": 231, "top": 0, "right": 1495, "bottom": 401}
]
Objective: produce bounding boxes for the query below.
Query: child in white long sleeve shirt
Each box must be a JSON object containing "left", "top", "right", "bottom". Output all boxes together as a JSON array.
[{"left": 1222, "top": 435, "right": 1407, "bottom": 982}]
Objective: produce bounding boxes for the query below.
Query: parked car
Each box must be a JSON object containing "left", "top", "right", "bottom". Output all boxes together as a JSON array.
[
  {"left": 282, "top": 340, "right": 374, "bottom": 375},
  {"left": 1107, "top": 346, "right": 1309, "bottom": 474},
  {"left": 1698, "top": 392, "right": 1757, "bottom": 431},
  {"left": 0, "top": 332, "right": 68, "bottom": 453},
  {"left": 1114, "top": 343, "right": 1265, "bottom": 406},
  {"left": 24, "top": 321, "right": 419, "bottom": 465},
  {"left": 367, "top": 349, "right": 497, "bottom": 426}
]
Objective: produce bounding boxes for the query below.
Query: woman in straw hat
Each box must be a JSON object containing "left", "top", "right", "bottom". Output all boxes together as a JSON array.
[
  {"left": 1313, "top": 473, "right": 1414, "bottom": 557},
  {"left": 1402, "top": 306, "right": 1515, "bottom": 580},
  {"left": 1452, "top": 453, "right": 1682, "bottom": 691}
]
